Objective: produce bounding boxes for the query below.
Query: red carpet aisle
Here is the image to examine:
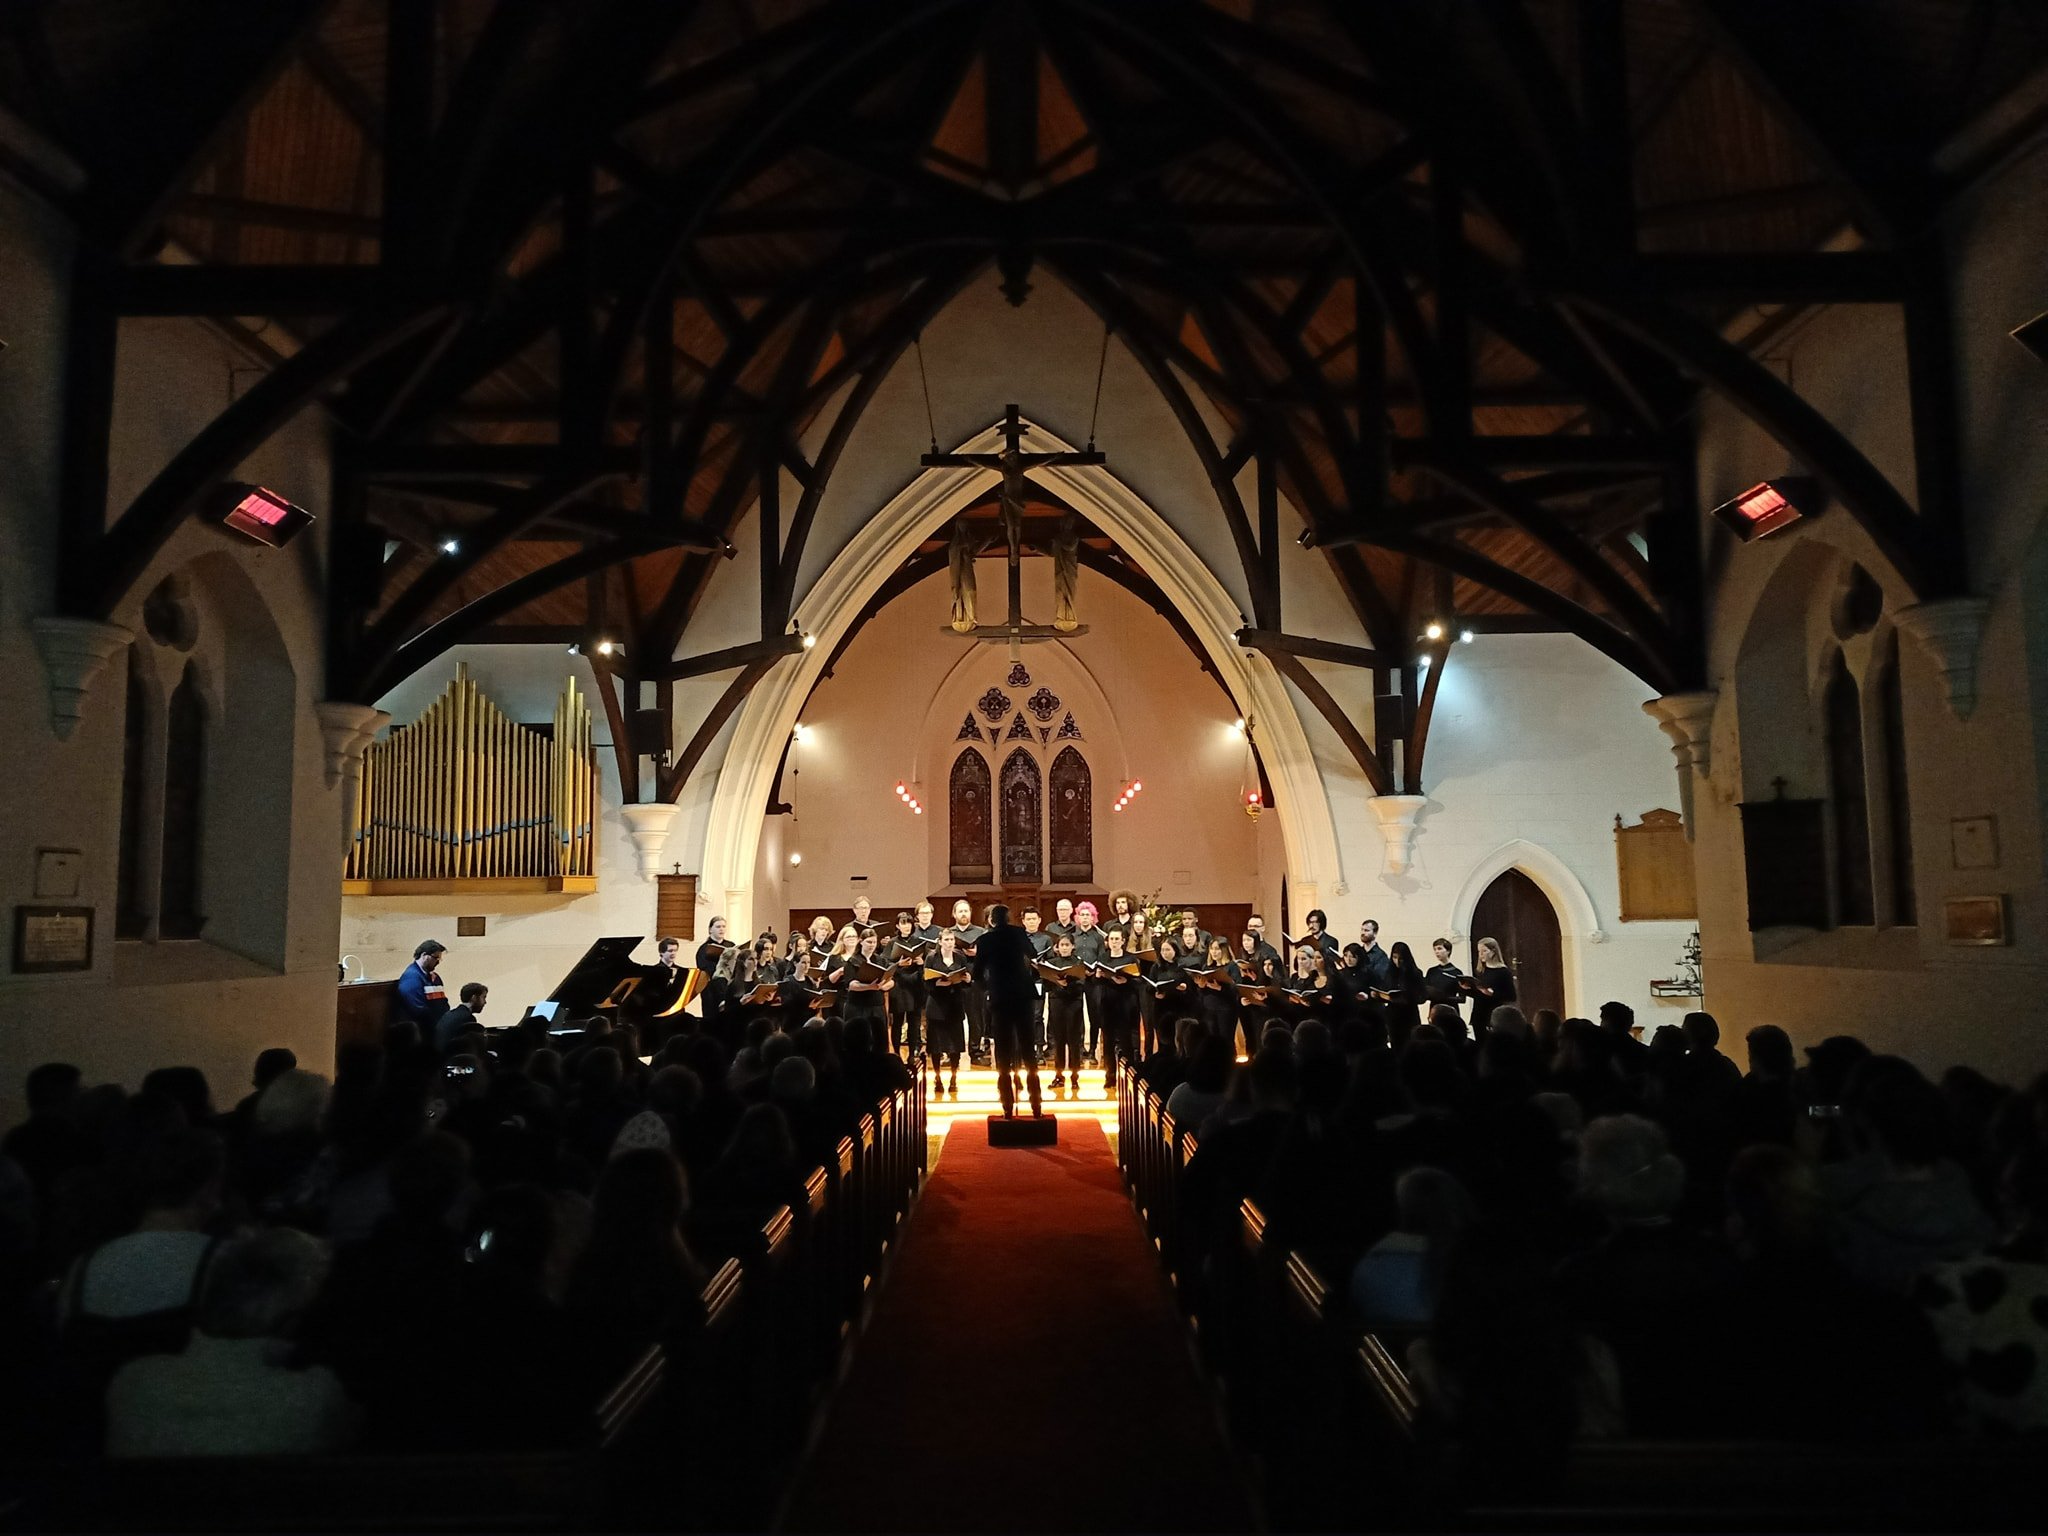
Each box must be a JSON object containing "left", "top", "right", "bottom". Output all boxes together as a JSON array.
[{"left": 779, "top": 1119, "right": 1259, "bottom": 1534}]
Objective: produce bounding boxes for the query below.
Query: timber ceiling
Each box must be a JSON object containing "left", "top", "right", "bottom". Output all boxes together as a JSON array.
[{"left": 8, "top": 0, "right": 2044, "bottom": 733}]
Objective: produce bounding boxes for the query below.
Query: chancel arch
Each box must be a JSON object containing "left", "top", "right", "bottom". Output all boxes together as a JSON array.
[{"left": 698, "top": 416, "right": 1344, "bottom": 938}]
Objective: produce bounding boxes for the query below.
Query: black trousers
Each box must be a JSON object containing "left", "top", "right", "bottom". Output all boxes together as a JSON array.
[
  {"left": 889, "top": 981, "right": 924, "bottom": 1054},
  {"left": 1047, "top": 991, "right": 1085, "bottom": 1077},
  {"left": 989, "top": 999, "right": 1042, "bottom": 1114}
]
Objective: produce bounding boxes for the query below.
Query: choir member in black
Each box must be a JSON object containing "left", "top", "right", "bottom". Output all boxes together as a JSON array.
[
  {"left": 689, "top": 916, "right": 736, "bottom": 1036},
  {"left": 922, "top": 930, "right": 972, "bottom": 1095},
  {"left": 1191, "top": 937, "right": 1238, "bottom": 1049},
  {"left": 1021, "top": 907, "right": 1050, "bottom": 1060},
  {"left": 1091, "top": 926, "right": 1143, "bottom": 1092},
  {"left": 1279, "top": 943, "right": 1332, "bottom": 1030},
  {"left": 1422, "top": 937, "right": 1465, "bottom": 1021},
  {"left": 1380, "top": 940, "right": 1427, "bottom": 1050},
  {"left": 947, "top": 899, "right": 988, "bottom": 1061},
  {"left": 1463, "top": 935, "right": 1516, "bottom": 1034},
  {"left": 1172, "top": 913, "right": 1209, "bottom": 972},
  {"left": 1039, "top": 933, "right": 1087, "bottom": 1094},
  {"left": 837, "top": 927, "right": 891, "bottom": 1035},
  {"left": 972, "top": 904, "right": 1042, "bottom": 1119},
  {"left": 1230, "top": 935, "right": 1274, "bottom": 1052},
  {"left": 885, "top": 912, "right": 926, "bottom": 1061},
  {"left": 1326, "top": 943, "right": 1370, "bottom": 1038},
  {"left": 1295, "top": 907, "right": 1342, "bottom": 973},
  {"left": 1147, "top": 937, "right": 1195, "bottom": 1053},
  {"left": 1354, "top": 918, "right": 1394, "bottom": 991},
  {"left": 849, "top": 895, "right": 877, "bottom": 936},
  {"left": 911, "top": 900, "right": 943, "bottom": 951},
  {"left": 1243, "top": 914, "right": 1282, "bottom": 972},
  {"left": 1043, "top": 898, "right": 1076, "bottom": 946},
  {"left": 1069, "top": 901, "right": 1107, "bottom": 1061},
  {"left": 718, "top": 936, "right": 785, "bottom": 1041},
  {"left": 821, "top": 925, "right": 861, "bottom": 1014}
]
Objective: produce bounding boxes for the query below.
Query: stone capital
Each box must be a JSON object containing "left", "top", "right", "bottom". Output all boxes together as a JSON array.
[
  {"left": 314, "top": 702, "right": 390, "bottom": 789},
  {"left": 32, "top": 616, "right": 132, "bottom": 740},
  {"left": 619, "top": 802, "right": 684, "bottom": 880},
  {"left": 1365, "top": 793, "right": 1429, "bottom": 877},
  {"left": 1642, "top": 691, "right": 1719, "bottom": 838},
  {"left": 1894, "top": 596, "right": 1990, "bottom": 719}
]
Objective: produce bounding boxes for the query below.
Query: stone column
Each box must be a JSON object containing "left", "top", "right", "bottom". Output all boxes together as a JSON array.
[
  {"left": 619, "top": 802, "right": 683, "bottom": 880},
  {"left": 1894, "top": 596, "right": 1990, "bottom": 720},
  {"left": 315, "top": 703, "right": 390, "bottom": 860},
  {"left": 31, "top": 617, "right": 131, "bottom": 740},
  {"left": 1641, "top": 690, "right": 1718, "bottom": 837},
  {"left": 1366, "top": 793, "right": 1429, "bottom": 876}
]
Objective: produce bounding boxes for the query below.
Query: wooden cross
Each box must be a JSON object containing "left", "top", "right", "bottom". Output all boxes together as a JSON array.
[{"left": 922, "top": 403, "right": 1102, "bottom": 651}]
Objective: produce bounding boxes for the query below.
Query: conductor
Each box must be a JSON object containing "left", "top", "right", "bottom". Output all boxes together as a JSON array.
[{"left": 973, "top": 904, "right": 1042, "bottom": 1119}]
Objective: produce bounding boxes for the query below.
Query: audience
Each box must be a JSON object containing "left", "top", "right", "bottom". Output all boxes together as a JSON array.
[{"left": 0, "top": 1003, "right": 915, "bottom": 1470}]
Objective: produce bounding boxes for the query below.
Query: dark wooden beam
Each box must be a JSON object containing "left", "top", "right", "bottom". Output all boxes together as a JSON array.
[
  {"left": 357, "top": 443, "right": 642, "bottom": 480},
  {"left": 1237, "top": 628, "right": 1383, "bottom": 671},
  {"left": 85, "top": 0, "right": 331, "bottom": 255},
  {"left": 652, "top": 634, "right": 806, "bottom": 682},
  {"left": 1403, "top": 640, "right": 1449, "bottom": 793},
  {"left": 105, "top": 264, "right": 384, "bottom": 316},
  {"left": 1261, "top": 647, "right": 1392, "bottom": 796},
  {"left": 1541, "top": 252, "right": 1910, "bottom": 305},
  {"left": 175, "top": 194, "right": 382, "bottom": 239},
  {"left": 1392, "top": 435, "right": 1674, "bottom": 472},
  {"left": 663, "top": 657, "right": 781, "bottom": 802},
  {"left": 73, "top": 303, "right": 450, "bottom": 621},
  {"left": 57, "top": 259, "right": 120, "bottom": 604},
  {"left": 381, "top": 0, "right": 436, "bottom": 281}
]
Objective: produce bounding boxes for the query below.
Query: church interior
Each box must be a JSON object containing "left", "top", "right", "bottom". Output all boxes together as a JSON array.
[{"left": 2, "top": 0, "right": 2047, "bottom": 1528}]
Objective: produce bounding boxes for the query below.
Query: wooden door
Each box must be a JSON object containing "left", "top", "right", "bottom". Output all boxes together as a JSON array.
[{"left": 1471, "top": 868, "right": 1564, "bottom": 1019}]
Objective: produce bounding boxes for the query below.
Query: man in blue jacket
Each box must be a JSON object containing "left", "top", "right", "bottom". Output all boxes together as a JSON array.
[{"left": 394, "top": 939, "right": 451, "bottom": 1034}]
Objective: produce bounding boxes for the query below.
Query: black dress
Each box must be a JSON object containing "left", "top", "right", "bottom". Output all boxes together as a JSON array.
[
  {"left": 923, "top": 956, "right": 971, "bottom": 1059},
  {"left": 1191, "top": 964, "right": 1238, "bottom": 1045},
  {"left": 1468, "top": 964, "right": 1516, "bottom": 1034}
]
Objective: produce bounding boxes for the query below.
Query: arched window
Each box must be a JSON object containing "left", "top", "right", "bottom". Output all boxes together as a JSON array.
[
  {"left": 948, "top": 748, "right": 992, "bottom": 885},
  {"left": 116, "top": 652, "right": 151, "bottom": 940},
  {"left": 1049, "top": 746, "right": 1092, "bottom": 883},
  {"left": 160, "top": 662, "right": 207, "bottom": 940},
  {"left": 1877, "top": 653, "right": 1916, "bottom": 925},
  {"left": 1823, "top": 650, "right": 1873, "bottom": 926},
  {"left": 999, "top": 749, "right": 1043, "bottom": 883}
]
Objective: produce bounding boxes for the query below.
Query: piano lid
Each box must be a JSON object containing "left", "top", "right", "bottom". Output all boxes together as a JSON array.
[{"left": 546, "top": 935, "right": 646, "bottom": 1017}]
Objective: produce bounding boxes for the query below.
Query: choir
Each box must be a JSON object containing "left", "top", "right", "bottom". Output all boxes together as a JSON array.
[{"left": 664, "top": 901, "right": 1521, "bottom": 1100}]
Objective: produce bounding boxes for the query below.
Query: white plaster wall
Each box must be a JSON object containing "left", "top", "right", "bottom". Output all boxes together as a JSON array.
[
  {"left": 337, "top": 645, "right": 684, "bottom": 1015},
  {"left": 1686, "top": 141, "right": 2048, "bottom": 1085},
  {"left": 0, "top": 184, "right": 344, "bottom": 1126},
  {"left": 779, "top": 557, "right": 1259, "bottom": 917}
]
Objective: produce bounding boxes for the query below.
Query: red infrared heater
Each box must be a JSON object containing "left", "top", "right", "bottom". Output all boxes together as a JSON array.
[
  {"left": 218, "top": 484, "right": 316, "bottom": 549},
  {"left": 1710, "top": 478, "right": 1811, "bottom": 543}
]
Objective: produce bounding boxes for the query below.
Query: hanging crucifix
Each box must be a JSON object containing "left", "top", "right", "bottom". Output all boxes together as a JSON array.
[{"left": 924, "top": 403, "right": 1101, "bottom": 657}]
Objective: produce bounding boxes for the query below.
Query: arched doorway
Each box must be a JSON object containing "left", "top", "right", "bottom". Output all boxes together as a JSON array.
[{"left": 1471, "top": 869, "right": 1564, "bottom": 1021}]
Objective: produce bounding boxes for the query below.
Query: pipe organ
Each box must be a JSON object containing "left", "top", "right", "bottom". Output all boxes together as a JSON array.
[{"left": 342, "top": 665, "right": 598, "bottom": 893}]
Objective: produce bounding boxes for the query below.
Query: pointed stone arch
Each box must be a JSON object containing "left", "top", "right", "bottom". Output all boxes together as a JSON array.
[
  {"left": 698, "top": 416, "right": 1344, "bottom": 935},
  {"left": 1446, "top": 837, "right": 1607, "bottom": 1016}
]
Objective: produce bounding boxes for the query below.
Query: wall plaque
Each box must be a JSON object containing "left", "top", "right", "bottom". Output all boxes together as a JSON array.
[{"left": 14, "top": 906, "right": 94, "bottom": 973}]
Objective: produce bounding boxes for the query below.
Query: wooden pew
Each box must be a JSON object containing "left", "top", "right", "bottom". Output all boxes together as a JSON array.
[
  {"left": 12, "top": 1344, "right": 668, "bottom": 1533},
  {"left": 1354, "top": 1331, "right": 2048, "bottom": 1533}
]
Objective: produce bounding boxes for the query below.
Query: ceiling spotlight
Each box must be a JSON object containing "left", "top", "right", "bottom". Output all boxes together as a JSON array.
[
  {"left": 1459, "top": 629, "right": 1474, "bottom": 644},
  {"left": 789, "top": 851, "right": 803, "bottom": 866},
  {"left": 792, "top": 723, "right": 812, "bottom": 744},
  {"left": 1424, "top": 621, "right": 1444, "bottom": 641},
  {"left": 1711, "top": 478, "right": 1813, "bottom": 542},
  {"left": 1418, "top": 654, "right": 1433, "bottom": 670},
  {"left": 441, "top": 538, "right": 461, "bottom": 555},
  {"left": 800, "top": 632, "right": 817, "bottom": 650},
  {"left": 595, "top": 639, "right": 617, "bottom": 656},
  {"left": 912, "top": 806, "right": 923, "bottom": 815},
  {"left": 1131, "top": 781, "right": 1142, "bottom": 793},
  {"left": 216, "top": 484, "right": 316, "bottom": 550}
]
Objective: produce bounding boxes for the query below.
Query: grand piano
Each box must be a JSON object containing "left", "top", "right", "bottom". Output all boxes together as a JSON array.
[{"left": 528, "top": 935, "right": 649, "bottom": 1038}]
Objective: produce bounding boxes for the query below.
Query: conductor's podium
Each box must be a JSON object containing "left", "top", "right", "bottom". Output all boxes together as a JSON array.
[{"left": 987, "top": 1113, "right": 1059, "bottom": 1147}]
